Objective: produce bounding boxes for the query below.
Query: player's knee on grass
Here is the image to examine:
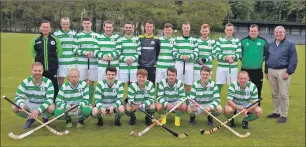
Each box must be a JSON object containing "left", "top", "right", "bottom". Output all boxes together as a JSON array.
[
  {"left": 254, "top": 106, "right": 263, "bottom": 117},
  {"left": 155, "top": 103, "right": 163, "bottom": 112},
  {"left": 224, "top": 105, "right": 234, "bottom": 117},
  {"left": 81, "top": 106, "right": 91, "bottom": 119},
  {"left": 91, "top": 107, "right": 100, "bottom": 119},
  {"left": 212, "top": 105, "right": 223, "bottom": 116},
  {"left": 179, "top": 103, "right": 188, "bottom": 112},
  {"left": 46, "top": 104, "right": 55, "bottom": 114},
  {"left": 117, "top": 105, "right": 125, "bottom": 113},
  {"left": 187, "top": 105, "right": 195, "bottom": 115}
]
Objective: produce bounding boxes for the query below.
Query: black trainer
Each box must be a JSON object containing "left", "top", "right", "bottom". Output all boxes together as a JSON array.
[
  {"left": 229, "top": 118, "right": 236, "bottom": 128},
  {"left": 97, "top": 118, "right": 103, "bottom": 127},
  {"left": 266, "top": 113, "right": 280, "bottom": 118},
  {"left": 115, "top": 115, "right": 121, "bottom": 126},
  {"left": 242, "top": 120, "right": 249, "bottom": 129},
  {"left": 128, "top": 115, "right": 136, "bottom": 126},
  {"left": 145, "top": 115, "right": 152, "bottom": 125},
  {"left": 277, "top": 116, "right": 287, "bottom": 123},
  {"left": 189, "top": 115, "right": 196, "bottom": 125},
  {"left": 207, "top": 115, "right": 214, "bottom": 127}
]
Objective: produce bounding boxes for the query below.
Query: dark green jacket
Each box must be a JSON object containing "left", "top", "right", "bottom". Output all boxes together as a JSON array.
[
  {"left": 240, "top": 36, "right": 268, "bottom": 69},
  {"left": 31, "top": 33, "right": 62, "bottom": 71}
]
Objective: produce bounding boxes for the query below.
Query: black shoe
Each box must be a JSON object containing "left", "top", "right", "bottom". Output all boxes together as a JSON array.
[
  {"left": 207, "top": 115, "right": 214, "bottom": 127},
  {"left": 266, "top": 113, "right": 280, "bottom": 118},
  {"left": 42, "top": 116, "right": 48, "bottom": 123},
  {"left": 189, "top": 115, "right": 196, "bottom": 125},
  {"left": 145, "top": 115, "right": 152, "bottom": 126},
  {"left": 128, "top": 115, "right": 136, "bottom": 126},
  {"left": 97, "top": 118, "right": 103, "bottom": 127},
  {"left": 277, "top": 116, "right": 287, "bottom": 123},
  {"left": 242, "top": 120, "right": 249, "bottom": 129},
  {"left": 229, "top": 118, "right": 236, "bottom": 128},
  {"left": 24, "top": 119, "right": 36, "bottom": 129},
  {"left": 115, "top": 115, "right": 121, "bottom": 126}
]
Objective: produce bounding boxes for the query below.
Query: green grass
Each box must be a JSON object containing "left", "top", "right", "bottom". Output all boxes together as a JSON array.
[{"left": 1, "top": 33, "right": 305, "bottom": 147}]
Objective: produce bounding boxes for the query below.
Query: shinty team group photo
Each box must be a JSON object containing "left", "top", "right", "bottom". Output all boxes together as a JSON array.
[{"left": 3, "top": 16, "right": 298, "bottom": 139}]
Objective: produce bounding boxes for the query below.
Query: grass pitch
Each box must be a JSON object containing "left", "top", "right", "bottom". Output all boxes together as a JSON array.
[{"left": 1, "top": 33, "right": 305, "bottom": 146}]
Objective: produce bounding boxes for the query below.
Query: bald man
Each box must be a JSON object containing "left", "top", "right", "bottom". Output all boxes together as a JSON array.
[{"left": 54, "top": 68, "right": 92, "bottom": 128}]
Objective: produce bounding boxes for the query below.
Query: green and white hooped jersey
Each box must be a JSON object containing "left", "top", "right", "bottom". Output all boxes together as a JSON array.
[
  {"left": 189, "top": 79, "right": 220, "bottom": 109},
  {"left": 215, "top": 36, "right": 242, "bottom": 69},
  {"left": 95, "top": 33, "right": 120, "bottom": 69},
  {"left": 56, "top": 81, "right": 90, "bottom": 109},
  {"left": 127, "top": 80, "right": 155, "bottom": 107},
  {"left": 94, "top": 79, "right": 124, "bottom": 109},
  {"left": 116, "top": 36, "right": 141, "bottom": 73},
  {"left": 173, "top": 36, "right": 199, "bottom": 63},
  {"left": 156, "top": 36, "right": 175, "bottom": 69},
  {"left": 15, "top": 76, "right": 54, "bottom": 113},
  {"left": 227, "top": 81, "right": 258, "bottom": 106},
  {"left": 73, "top": 31, "right": 99, "bottom": 69},
  {"left": 53, "top": 29, "right": 77, "bottom": 68},
  {"left": 194, "top": 38, "right": 215, "bottom": 72},
  {"left": 157, "top": 79, "right": 186, "bottom": 106}
]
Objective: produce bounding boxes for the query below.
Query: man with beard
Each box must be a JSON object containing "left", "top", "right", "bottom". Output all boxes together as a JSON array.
[
  {"left": 12, "top": 62, "right": 55, "bottom": 129},
  {"left": 116, "top": 21, "right": 141, "bottom": 84}
]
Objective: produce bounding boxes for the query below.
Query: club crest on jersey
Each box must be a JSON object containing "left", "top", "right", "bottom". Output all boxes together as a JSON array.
[
  {"left": 51, "top": 41, "right": 55, "bottom": 45},
  {"left": 132, "top": 38, "right": 136, "bottom": 43},
  {"left": 232, "top": 41, "right": 236, "bottom": 45},
  {"left": 91, "top": 35, "right": 96, "bottom": 39},
  {"left": 246, "top": 42, "right": 250, "bottom": 46},
  {"left": 112, "top": 88, "right": 117, "bottom": 94},
  {"left": 40, "top": 87, "right": 45, "bottom": 92},
  {"left": 170, "top": 40, "right": 174, "bottom": 44},
  {"left": 69, "top": 35, "right": 74, "bottom": 39},
  {"left": 111, "top": 38, "right": 115, "bottom": 42},
  {"left": 190, "top": 40, "right": 193, "bottom": 44},
  {"left": 246, "top": 91, "right": 250, "bottom": 96},
  {"left": 144, "top": 89, "right": 148, "bottom": 95},
  {"left": 78, "top": 88, "right": 83, "bottom": 94},
  {"left": 151, "top": 41, "right": 155, "bottom": 45},
  {"left": 257, "top": 42, "right": 261, "bottom": 46}
]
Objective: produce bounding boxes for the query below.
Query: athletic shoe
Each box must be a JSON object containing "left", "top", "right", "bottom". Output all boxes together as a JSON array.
[
  {"left": 24, "top": 118, "right": 35, "bottom": 129},
  {"left": 207, "top": 115, "right": 214, "bottom": 127},
  {"left": 42, "top": 116, "right": 48, "bottom": 123},
  {"left": 160, "top": 115, "right": 166, "bottom": 125},
  {"left": 145, "top": 115, "right": 152, "bottom": 126},
  {"left": 188, "top": 115, "right": 196, "bottom": 125},
  {"left": 266, "top": 113, "right": 280, "bottom": 118},
  {"left": 97, "top": 118, "right": 103, "bottom": 127},
  {"left": 229, "top": 118, "right": 236, "bottom": 128},
  {"left": 77, "top": 119, "right": 84, "bottom": 128},
  {"left": 114, "top": 115, "right": 121, "bottom": 126},
  {"left": 128, "top": 115, "right": 136, "bottom": 126},
  {"left": 242, "top": 120, "right": 249, "bottom": 129},
  {"left": 174, "top": 116, "right": 180, "bottom": 127},
  {"left": 277, "top": 116, "right": 287, "bottom": 123}
]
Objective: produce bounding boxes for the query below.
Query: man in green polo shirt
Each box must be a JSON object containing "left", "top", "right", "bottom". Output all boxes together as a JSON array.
[{"left": 240, "top": 24, "right": 268, "bottom": 106}]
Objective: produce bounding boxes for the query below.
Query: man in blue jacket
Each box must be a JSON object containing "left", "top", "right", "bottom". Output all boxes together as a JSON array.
[{"left": 265, "top": 26, "right": 298, "bottom": 123}]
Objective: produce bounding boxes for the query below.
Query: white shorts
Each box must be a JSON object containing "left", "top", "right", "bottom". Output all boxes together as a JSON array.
[
  {"left": 216, "top": 67, "right": 238, "bottom": 84},
  {"left": 98, "top": 67, "right": 119, "bottom": 81},
  {"left": 78, "top": 68, "right": 98, "bottom": 81},
  {"left": 156, "top": 68, "right": 168, "bottom": 83},
  {"left": 25, "top": 100, "right": 41, "bottom": 112},
  {"left": 193, "top": 71, "right": 213, "bottom": 83},
  {"left": 175, "top": 61, "right": 193, "bottom": 85},
  {"left": 190, "top": 104, "right": 222, "bottom": 115},
  {"left": 119, "top": 72, "right": 137, "bottom": 83},
  {"left": 58, "top": 67, "right": 76, "bottom": 77}
]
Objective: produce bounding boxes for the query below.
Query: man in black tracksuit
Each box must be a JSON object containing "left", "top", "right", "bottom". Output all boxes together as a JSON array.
[
  {"left": 240, "top": 24, "right": 268, "bottom": 106},
  {"left": 138, "top": 20, "right": 160, "bottom": 83},
  {"left": 30, "top": 20, "right": 62, "bottom": 102}
]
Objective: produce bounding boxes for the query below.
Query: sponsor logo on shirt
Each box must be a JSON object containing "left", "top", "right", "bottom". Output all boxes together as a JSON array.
[{"left": 257, "top": 42, "right": 261, "bottom": 46}]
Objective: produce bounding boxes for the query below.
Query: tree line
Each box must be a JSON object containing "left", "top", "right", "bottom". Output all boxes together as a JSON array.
[{"left": 1, "top": 1, "right": 305, "bottom": 34}]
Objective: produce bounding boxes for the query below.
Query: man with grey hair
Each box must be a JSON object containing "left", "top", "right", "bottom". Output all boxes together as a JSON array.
[{"left": 265, "top": 26, "right": 298, "bottom": 123}]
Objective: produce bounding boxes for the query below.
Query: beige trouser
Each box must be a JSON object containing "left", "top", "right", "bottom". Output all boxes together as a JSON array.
[{"left": 268, "top": 68, "right": 291, "bottom": 117}]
